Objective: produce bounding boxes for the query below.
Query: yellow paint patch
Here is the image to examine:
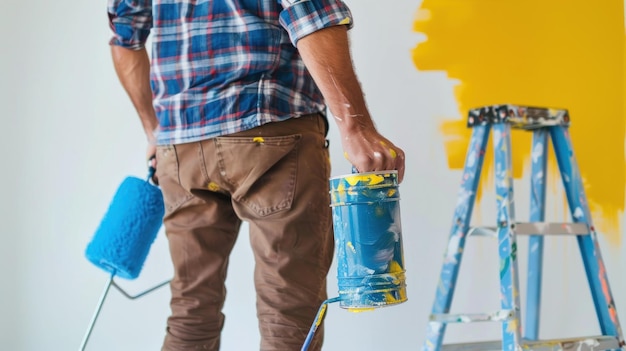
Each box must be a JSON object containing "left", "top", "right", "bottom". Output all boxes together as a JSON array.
[
  {"left": 506, "top": 319, "right": 518, "bottom": 334},
  {"left": 343, "top": 151, "right": 350, "bottom": 160},
  {"left": 389, "top": 260, "right": 403, "bottom": 273},
  {"left": 315, "top": 304, "right": 329, "bottom": 327},
  {"left": 347, "top": 241, "right": 356, "bottom": 253},
  {"left": 207, "top": 182, "right": 220, "bottom": 192},
  {"left": 348, "top": 307, "right": 375, "bottom": 313},
  {"left": 389, "top": 148, "right": 397, "bottom": 159},
  {"left": 413, "top": 0, "right": 625, "bottom": 244},
  {"left": 345, "top": 174, "right": 385, "bottom": 186},
  {"left": 339, "top": 17, "right": 352, "bottom": 25},
  {"left": 253, "top": 137, "right": 264, "bottom": 143},
  {"left": 379, "top": 141, "right": 398, "bottom": 158},
  {"left": 398, "top": 287, "right": 408, "bottom": 301}
]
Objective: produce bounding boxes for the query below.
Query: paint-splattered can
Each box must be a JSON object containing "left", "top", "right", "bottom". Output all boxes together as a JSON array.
[{"left": 329, "top": 170, "right": 407, "bottom": 310}]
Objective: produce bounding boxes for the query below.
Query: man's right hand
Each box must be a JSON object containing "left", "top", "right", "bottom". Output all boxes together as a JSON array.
[
  {"left": 147, "top": 143, "right": 158, "bottom": 185},
  {"left": 341, "top": 126, "right": 405, "bottom": 183}
]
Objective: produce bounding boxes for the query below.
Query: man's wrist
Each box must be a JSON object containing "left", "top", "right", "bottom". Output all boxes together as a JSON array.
[{"left": 147, "top": 126, "right": 159, "bottom": 145}]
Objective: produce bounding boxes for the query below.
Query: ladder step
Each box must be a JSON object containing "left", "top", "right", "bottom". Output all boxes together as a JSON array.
[
  {"left": 442, "top": 340, "right": 501, "bottom": 351},
  {"left": 467, "top": 104, "right": 570, "bottom": 130},
  {"left": 468, "top": 222, "right": 589, "bottom": 237},
  {"left": 522, "top": 335, "right": 621, "bottom": 350},
  {"left": 430, "top": 310, "right": 513, "bottom": 323},
  {"left": 441, "top": 336, "right": 620, "bottom": 351}
]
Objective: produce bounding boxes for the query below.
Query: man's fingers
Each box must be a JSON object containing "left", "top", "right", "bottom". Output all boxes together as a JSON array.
[{"left": 147, "top": 152, "right": 159, "bottom": 185}]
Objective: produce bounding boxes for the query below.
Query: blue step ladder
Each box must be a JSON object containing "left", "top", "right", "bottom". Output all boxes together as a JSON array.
[{"left": 423, "top": 105, "right": 625, "bottom": 351}]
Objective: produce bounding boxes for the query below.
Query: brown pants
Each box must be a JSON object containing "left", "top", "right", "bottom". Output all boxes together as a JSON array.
[{"left": 156, "top": 114, "right": 334, "bottom": 351}]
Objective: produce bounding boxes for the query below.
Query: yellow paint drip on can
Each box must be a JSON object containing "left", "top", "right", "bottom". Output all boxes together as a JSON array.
[
  {"left": 344, "top": 174, "right": 385, "bottom": 186},
  {"left": 389, "top": 260, "right": 403, "bottom": 273}
]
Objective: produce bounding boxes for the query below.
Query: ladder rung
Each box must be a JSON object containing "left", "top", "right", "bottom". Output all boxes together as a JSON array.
[
  {"left": 468, "top": 222, "right": 589, "bottom": 237},
  {"left": 430, "top": 310, "right": 513, "bottom": 323},
  {"left": 442, "top": 340, "right": 501, "bottom": 351},
  {"left": 522, "top": 335, "right": 621, "bottom": 350},
  {"left": 441, "top": 336, "right": 620, "bottom": 351}
]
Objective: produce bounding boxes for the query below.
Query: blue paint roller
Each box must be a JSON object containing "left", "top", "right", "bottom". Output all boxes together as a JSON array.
[
  {"left": 85, "top": 175, "right": 164, "bottom": 279},
  {"left": 80, "top": 165, "right": 170, "bottom": 351}
]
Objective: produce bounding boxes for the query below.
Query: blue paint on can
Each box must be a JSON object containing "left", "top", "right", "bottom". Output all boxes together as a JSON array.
[{"left": 329, "top": 171, "right": 407, "bottom": 309}]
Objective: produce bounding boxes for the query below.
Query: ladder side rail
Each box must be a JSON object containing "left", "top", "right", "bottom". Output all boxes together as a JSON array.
[
  {"left": 524, "top": 128, "right": 549, "bottom": 340},
  {"left": 423, "top": 125, "right": 492, "bottom": 351},
  {"left": 492, "top": 123, "right": 524, "bottom": 350},
  {"left": 549, "top": 125, "right": 625, "bottom": 346}
]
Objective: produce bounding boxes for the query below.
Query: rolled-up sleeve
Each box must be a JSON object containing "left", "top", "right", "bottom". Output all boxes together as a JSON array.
[
  {"left": 108, "top": 0, "right": 153, "bottom": 49},
  {"left": 278, "top": 0, "right": 353, "bottom": 46}
]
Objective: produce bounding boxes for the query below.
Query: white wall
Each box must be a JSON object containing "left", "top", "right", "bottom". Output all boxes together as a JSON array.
[
  {"left": 2, "top": 0, "right": 28, "bottom": 347},
  {"left": 1, "top": 2, "right": 18, "bottom": 346},
  {"left": 1, "top": 0, "right": 624, "bottom": 350}
]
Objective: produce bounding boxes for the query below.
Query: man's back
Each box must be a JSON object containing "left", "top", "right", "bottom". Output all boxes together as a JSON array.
[{"left": 109, "top": 0, "right": 352, "bottom": 145}]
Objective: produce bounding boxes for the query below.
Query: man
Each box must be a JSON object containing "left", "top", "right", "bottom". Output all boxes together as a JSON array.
[{"left": 107, "top": 0, "right": 405, "bottom": 350}]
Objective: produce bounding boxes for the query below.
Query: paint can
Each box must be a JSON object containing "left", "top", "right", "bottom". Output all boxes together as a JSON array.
[{"left": 329, "top": 170, "right": 407, "bottom": 310}]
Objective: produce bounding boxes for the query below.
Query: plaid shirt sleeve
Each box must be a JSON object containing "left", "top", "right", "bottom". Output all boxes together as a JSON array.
[
  {"left": 107, "top": 0, "right": 153, "bottom": 49},
  {"left": 278, "top": 0, "right": 353, "bottom": 46}
]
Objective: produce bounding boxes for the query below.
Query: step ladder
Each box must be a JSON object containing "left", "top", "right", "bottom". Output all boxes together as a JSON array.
[{"left": 423, "top": 104, "right": 625, "bottom": 351}]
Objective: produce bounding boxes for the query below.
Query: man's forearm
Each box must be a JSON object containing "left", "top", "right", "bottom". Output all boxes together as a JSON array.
[
  {"left": 296, "top": 25, "right": 405, "bottom": 181},
  {"left": 110, "top": 45, "right": 159, "bottom": 143},
  {"left": 296, "top": 25, "right": 374, "bottom": 135}
]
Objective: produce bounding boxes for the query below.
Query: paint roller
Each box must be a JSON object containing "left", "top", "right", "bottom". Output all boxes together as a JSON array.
[{"left": 79, "top": 163, "right": 170, "bottom": 351}]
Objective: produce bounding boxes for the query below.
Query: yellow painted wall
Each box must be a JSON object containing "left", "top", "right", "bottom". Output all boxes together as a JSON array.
[{"left": 413, "top": 0, "right": 626, "bottom": 244}]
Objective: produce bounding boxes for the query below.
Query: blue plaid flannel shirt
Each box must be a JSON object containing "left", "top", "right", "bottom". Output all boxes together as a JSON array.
[{"left": 108, "top": 0, "right": 353, "bottom": 145}]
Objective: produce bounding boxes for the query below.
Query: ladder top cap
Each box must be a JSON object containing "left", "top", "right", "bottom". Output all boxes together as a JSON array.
[{"left": 467, "top": 104, "right": 570, "bottom": 129}]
